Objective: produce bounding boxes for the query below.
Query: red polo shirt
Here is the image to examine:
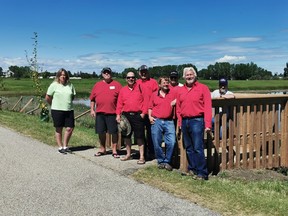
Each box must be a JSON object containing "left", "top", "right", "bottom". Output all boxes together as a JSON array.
[
  {"left": 116, "top": 83, "right": 148, "bottom": 115},
  {"left": 89, "top": 80, "right": 122, "bottom": 114},
  {"left": 148, "top": 89, "right": 177, "bottom": 119},
  {"left": 176, "top": 81, "right": 212, "bottom": 128},
  {"left": 136, "top": 78, "right": 158, "bottom": 99}
]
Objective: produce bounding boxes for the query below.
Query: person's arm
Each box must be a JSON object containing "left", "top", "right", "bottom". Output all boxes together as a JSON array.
[
  {"left": 45, "top": 94, "right": 52, "bottom": 106},
  {"left": 148, "top": 109, "right": 155, "bottom": 124},
  {"left": 90, "top": 101, "right": 96, "bottom": 117},
  {"left": 221, "top": 93, "right": 235, "bottom": 99}
]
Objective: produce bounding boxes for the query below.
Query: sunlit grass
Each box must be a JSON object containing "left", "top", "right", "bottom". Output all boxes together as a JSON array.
[{"left": 132, "top": 166, "right": 288, "bottom": 215}]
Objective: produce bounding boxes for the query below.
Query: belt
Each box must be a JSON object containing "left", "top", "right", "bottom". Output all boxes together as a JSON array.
[
  {"left": 154, "top": 117, "right": 173, "bottom": 121},
  {"left": 123, "top": 111, "right": 141, "bottom": 116},
  {"left": 182, "top": 115, "right": 203, "bottom": 119}
]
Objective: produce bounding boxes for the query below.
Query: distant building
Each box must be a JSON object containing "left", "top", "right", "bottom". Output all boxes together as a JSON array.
[{"left": 2, "top": 70, "right": 14, "bottom": 78}]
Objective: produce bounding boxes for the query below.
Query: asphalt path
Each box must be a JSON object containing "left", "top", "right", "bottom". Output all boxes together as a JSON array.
[{"left": 0, "top": 126, "right": 220, "bottom": 216}]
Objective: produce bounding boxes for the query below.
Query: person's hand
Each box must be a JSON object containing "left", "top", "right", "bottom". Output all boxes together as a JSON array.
[
  {"left": 171, "top": 99, "right": 176, "bottom": 106},
  {"left": 140, "top": 113, "right": 145, "bottom": 119},
  {"left": 90, "top": 110, "right": 96, "bottom": 118},
  {"left": 149, "top": 116, "right": 155, "bottom": 125},
  {"left": 116, "top": 115, "right": 121, "bottom": 123},
  {"left": 205, "top": 127, "right": 211, "bottom": 133}
]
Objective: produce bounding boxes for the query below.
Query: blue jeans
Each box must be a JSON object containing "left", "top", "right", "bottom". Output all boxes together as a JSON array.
[
  {"left": 151, "top": 119, "right": 175, "bottom": 165},
  {"left": 182, "top": 117, "right": 208, "bottom": 178}
]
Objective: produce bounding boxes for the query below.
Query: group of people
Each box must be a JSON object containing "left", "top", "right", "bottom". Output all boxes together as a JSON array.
[{"left": 45, "top": 65, "right": 234, "bottom": 181}]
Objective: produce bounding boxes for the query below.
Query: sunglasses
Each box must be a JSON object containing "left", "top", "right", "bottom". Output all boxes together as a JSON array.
[
  {"left": 102, "top": 71, "right": 111, "bottom": 74},
  {"left": 126, "top": 76, "right": 135, "bottom": 79}
]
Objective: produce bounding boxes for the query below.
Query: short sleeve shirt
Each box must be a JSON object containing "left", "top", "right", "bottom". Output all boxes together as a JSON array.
[{"left": 46, "top": 81, "right": 76, "bottom": 111}]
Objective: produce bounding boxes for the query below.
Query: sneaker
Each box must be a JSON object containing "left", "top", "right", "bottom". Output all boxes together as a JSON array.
[
  {"left": 64, "top": 148, "right": 72, "bottom": 153},
  {"left": 164, "top": 163, "right": 173, "bottom": 171},
  {"left": 158, "top": 164, "right": 165, "bottom": 169},
  {"left": 181, "top": 170, "right": 196, "bottom": 177},
  {"left": 58, "top": 149, "right": 67, "bottom": 154},
  {"left": 193, "top": 175, "right": 208, "bottom": 181}
]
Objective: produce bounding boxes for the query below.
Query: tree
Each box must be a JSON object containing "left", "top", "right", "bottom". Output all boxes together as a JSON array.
[{"left": 284, "top": 62, "right": 288, "bottom": 78}]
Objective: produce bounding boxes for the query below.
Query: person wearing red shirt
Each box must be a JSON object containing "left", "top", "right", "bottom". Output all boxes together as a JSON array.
[
  {"left": 148, "top": 77, "right": 177, "bottom": 171},
  {"left": 176, "top": 67, "right": 212, "bottom": 180},
  {"left": 136, "top": 65, "right": 158, "bottom": 160},
  {"left": 90, "top": 67, "right": 122, "bottom": 158},
  {"left": 116, "top": 72, "right": 146, "bottom": 165}
]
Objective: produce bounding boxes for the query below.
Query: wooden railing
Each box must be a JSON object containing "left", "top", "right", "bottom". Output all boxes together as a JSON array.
[{"left": 179, "top": 94, "right": 288, "bottom": 173}]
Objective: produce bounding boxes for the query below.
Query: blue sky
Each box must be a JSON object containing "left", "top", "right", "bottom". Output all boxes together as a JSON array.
[{"left": 1, "top": 0, "right": 287, "bottom": 74}]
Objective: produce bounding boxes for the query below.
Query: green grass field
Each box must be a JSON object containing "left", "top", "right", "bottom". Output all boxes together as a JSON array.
[{"left": 1, "top": 78, "right": 288, "bottom": 97}]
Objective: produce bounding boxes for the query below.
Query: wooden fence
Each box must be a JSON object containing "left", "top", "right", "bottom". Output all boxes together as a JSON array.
[{"left": 179, "top": 94, "right": 288, "bottom": 173}]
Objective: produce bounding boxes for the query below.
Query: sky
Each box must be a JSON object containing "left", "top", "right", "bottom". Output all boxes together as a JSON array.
[{"left": 1, "top": 0, "right": 287, "bottom": 75}]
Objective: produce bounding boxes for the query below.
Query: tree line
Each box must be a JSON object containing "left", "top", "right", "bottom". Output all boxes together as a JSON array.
[{"left": 1, "top": 62, "right": 288, "bottom": 80}]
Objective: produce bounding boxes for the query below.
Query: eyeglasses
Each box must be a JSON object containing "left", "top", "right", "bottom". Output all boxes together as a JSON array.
[
  {"left": 126, "top": 76, "right": 135, "bottom": 79},
  {"left": 102, "top": 71, "right": 111, "bottom": 74}
]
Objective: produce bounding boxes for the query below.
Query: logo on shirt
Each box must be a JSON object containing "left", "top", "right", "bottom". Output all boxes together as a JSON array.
[{"left": 110, "top": 86, "right": 115, "bottom": 90}]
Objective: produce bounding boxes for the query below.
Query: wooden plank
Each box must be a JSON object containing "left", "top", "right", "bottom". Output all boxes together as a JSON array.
[
  {"left": 268, "top": 104, "right": 273, "bottom": 168},
  {"left": 280, "top": 100, "right": 288, "bottom": 166},
  {"left": 19, "top": 98, "right": 34, "bottom": 113},
  {"left": 74, "top": 109, "right": 90, "bottom": 119},
  {"left": 228, "top": 106, "right": 234, "bottom": 169},
  {"left": 11, "top": 96, "right": 23, "bottom": 111},
  {"left": 242, "top": 106, "right": 248, "bottom": 168},
  {"left": 248, "top": 105, "right": 254, "bottom": 169},
  {"left": 221, "top": 110, "right": 227, "bottom": 170},
  {"left": 255, "top": 104, "right": 261, "bottom": 168},
  {"left": 274, "top": 103, "right": 280, "bottom": 167},
  {"left": 235, "top": 105, "right": 241, "bottom": 168}
]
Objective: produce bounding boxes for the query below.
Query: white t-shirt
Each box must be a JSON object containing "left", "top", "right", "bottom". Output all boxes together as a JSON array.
[
  {"left": 211, "top": 89, "right": 233, "bottom": 99},
  {"left": 211, "top": 89, "right": 234, "bottom": 113}
]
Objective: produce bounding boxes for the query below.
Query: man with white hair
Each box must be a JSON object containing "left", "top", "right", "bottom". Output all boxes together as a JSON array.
[{"left": 176, "top": 67, "right": 212, "bottom": 180}]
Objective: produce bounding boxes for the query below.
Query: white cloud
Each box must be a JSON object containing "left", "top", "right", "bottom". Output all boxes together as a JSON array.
[
  {"left": 216, "top": 55, "right": 246, "bottom": 63},
  {"left": 227, "top": 37, "right": 261, "bottom": 42}
]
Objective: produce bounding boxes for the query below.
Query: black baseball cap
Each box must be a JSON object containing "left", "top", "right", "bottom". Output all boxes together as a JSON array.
[
  {"left": 139, "top": 65, "right": 148, "bottom": 71},
  {"left": 219, "top": 78, "right": 228, "bottom": 86},
  {"left": 170, "top": 71, "right": 178, "bottom": 78},
  {"left": 101, "top": 67, "right": 112, "bottom": 73}
]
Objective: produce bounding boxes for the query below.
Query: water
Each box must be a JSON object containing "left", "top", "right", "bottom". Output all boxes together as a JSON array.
[{"left": 74, "top": 98, "right": 90, "bottom": 107}]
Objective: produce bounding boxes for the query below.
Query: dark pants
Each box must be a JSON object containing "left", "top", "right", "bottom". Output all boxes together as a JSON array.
[{"left": 144, "top": 115, "right": 155, "bottom": 160}]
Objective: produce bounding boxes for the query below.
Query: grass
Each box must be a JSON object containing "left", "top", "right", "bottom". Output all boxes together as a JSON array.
[
  {"left": 132, "top": 166, "right": 288, "bottom": 216},
  {"left": 1, "top": 78, "right": 288, "bottom": 97},
  {"left": 0, "top": 109, "right": 96, "bottom": 148},
  {"left": 1, "top": 109, "right": 288, "bottom": 215}
]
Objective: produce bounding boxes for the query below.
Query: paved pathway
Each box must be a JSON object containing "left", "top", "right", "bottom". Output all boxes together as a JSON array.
[{"left": 0, "top": 126, "right": 220, "bottom": 216}]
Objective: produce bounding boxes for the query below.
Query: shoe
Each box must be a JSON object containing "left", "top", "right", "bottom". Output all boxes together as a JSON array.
[
  {"left": 193, "top": 175, "right": 208, "bottom": 181},
  {"left": 158, "top": 164, "right": 165, "bottom": 169},
  {"left": 120, "top": 155, "right": 132, "bottom": 161},
  {"left": 64, "top": 148, "right": 72, "bottom": 153},
  {"left": 164, "top": 163, "right": 173, "bottom": 171},
  {"left": 137, "top": 159, "right": 146, "bottom": 165},
  {"left": 94, "top": 151, "right": 107, "bottom": 157},
  {"left": 58, "top": 149, "right": 67, "bottom": 154},
  {"left": 112, "top": 153, "right": 120, "bottom": 158},
  {"left": 181, "top": 170, "right": 196, "bottom": 177}
]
